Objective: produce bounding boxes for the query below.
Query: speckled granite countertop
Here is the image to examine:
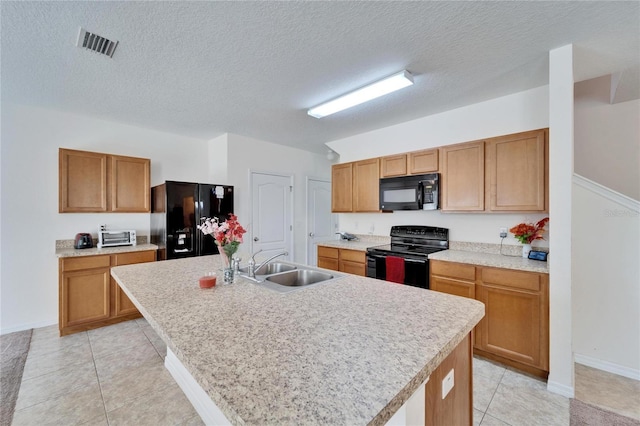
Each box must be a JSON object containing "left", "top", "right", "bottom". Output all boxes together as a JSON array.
[
  {"left": 316, "top": 235, "right": 388, "bottom": 251},
  {"left": 111, "top": 255, "right": 484, "bottom": 425},
  {"left": 56, "top": 244, "right": 158, "bottom": 258},
  {"left": 428, "top": 250, "right": 549, "bottom": 274}
]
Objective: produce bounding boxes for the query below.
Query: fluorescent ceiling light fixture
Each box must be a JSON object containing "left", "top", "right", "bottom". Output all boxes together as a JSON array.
[{"left": 308, "top": 70, "right": 414, "bottom": 119}]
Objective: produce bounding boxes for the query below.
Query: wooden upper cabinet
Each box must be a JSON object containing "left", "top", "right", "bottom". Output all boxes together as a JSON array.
[
  {"left": 409, "top": 149, "right": 438, "bottom": 174},
  {"left": 486, "top": 129, "right": 547, "bottom": 212},
  {"left": 353, "top": 158, "right": 380, "bottom": 212},
  {"left": 380, "top": 154, "right": 407, "bottom": 177},
  {"left": 441, "top": 141, "right": 485, "bottom": 211},
  {"left": 59, "top": 148, "right": 150, "bottom": 213},
  {"left": 331, "top": 163, "right": 353, "bottom": 212},
  {"left": 59, "top": 149, "right": 108, "bottom": 212},
  {"left": 110, "top": 155, "right": 151, "bottom": 212}
]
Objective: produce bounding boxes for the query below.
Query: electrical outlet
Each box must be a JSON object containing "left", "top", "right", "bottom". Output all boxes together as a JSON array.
[
  {"left": 442, "top": 368, "right": 454, "bottom": 399},
  {"left": 499, "top": 227, "right": 508, "bottom": 238}
]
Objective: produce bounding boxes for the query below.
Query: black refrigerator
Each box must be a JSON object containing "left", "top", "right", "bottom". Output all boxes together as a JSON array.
[{"left": 151, "top": 181, "right": 234, "bottom": 260}]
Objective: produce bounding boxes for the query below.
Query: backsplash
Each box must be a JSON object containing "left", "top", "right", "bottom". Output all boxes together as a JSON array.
[
  {"left": 450, "top": 241, "right": 548, "bottom": 257},
  {"left": 56, "top": 235, "right": 148, "bottom": 249}
]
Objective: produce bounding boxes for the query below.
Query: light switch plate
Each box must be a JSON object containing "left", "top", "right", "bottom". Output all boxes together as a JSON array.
[{"left": 442, "top": 368, "right": 454, "bottom": 399}]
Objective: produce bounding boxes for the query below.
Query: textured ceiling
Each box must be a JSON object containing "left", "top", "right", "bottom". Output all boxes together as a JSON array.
[{"left": 2, "top": 1, "right": 638, "bottom": 153}]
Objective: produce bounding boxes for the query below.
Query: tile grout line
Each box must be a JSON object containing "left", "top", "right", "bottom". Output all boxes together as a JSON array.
[
  {"left": 480, "top": 367, "right": 510, "bottom": 426},
  {"left": 87, "top": 330, "right": 111, "bottom": 425}
]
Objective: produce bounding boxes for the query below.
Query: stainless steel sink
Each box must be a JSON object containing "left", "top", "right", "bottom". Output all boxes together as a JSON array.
[
  {"left": 239, "top": 262, "right": 296, "bottom": 276},
  {"left": 265, "top": 269, "right": 334, "bottom": 287}
]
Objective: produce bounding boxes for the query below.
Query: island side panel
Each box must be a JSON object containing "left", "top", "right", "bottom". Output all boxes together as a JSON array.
[{"left": 425, "top": 333, "right": 472, "bottom": 426}]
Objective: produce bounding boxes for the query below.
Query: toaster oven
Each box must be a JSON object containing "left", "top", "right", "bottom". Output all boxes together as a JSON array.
[{"left": 98, "top": 230, "right": 137, "bottom": 248}]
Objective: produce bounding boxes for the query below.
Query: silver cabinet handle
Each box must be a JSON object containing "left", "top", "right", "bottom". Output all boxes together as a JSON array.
[
  {"left": 254, "top": 237, "right": 259, "bottom": 241},
  {"left": 309, "top": 232, "right": 314, "bottom": 237}
]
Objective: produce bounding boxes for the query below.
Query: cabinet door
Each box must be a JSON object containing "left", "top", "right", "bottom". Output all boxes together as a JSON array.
[
  {"left": 110, "top": 155, "right": 151, "bottom": 212},
  {"left": 409, "top": 149, "right": 438, "bottom": 174},
  {"left": 353, "top": 158, "right": 380, "bottom": 212},
  {"left": 441, "top": 141, "right": 485, "bottom": 211},
  {"left": 331, "top": 163, "right": 353, "bottom": 212},
  {"left": 486, "top": 129, "right": 546, "bottom": 211},
  {"left": 380, "top": 154, "right": 407, "bottom": 177},
  {"left": 59, "top": 149, "right": 108, "bottom": 212},
  {"left": 60, "top": 268, "right": 111, "bottom": 328},
  {"left": 476, "top": 271, "right": 548, "bottom": 370}
]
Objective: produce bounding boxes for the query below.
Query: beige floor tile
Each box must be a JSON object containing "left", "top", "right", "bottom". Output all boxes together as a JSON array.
[
  {"left": 106, "top": 380, "right": 199, "bottom": 426},
  {"left": 141, "top": 324, "right": 168, "bottom": 357},
  {"left": 28, "top": 329, "right": 89, "bottom": 358},
  {"left": 93, "top": 339, "right": 161, "bottom": 381},
  {"left": 474, "top": 408, "right": 485, "bottom": 426},
  {"left": 480, "top": 413, "right": 511, "bottom": 425},
  {"left": 87, "top": 319, "right": 140, "bottom": 341},
  {"left": 89, "top": 327, "right": 151, "bottom": 359},
  {"left": 474, "top": 372, "right": 502, "bottom": 412},
  {"left": 575, "top": 363, "right": 640, "bottom": 421},
  {"left": 22, "top": 340, "right": 94, "bottom": 380},
  {"left": 474, "top": 356, "right": 507, "bottom": 381},
  {"left": 12, "top": 381, "right": 105, "bottom": 426},
  {"left": 180, "top": 414, "right": 206, "bottom": 425},
  {"left": 15, "top": 360, "right": 99, "bottom": 410},
  {"left": 486, "top": 370, "right": 569, "bottom": 426},
  {"left": 99, "top": 360, "right": 178, "bottom": 412}
]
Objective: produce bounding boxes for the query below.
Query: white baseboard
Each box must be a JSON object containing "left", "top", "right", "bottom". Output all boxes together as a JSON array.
[
  {"left": 546, "top": 380, "right": 575, "bottom": 398},
  {"left": 164, "top": 348, "right": 231, "bottom": 426},
  {"left": 575, "top": 353, "right": 640, "bottom": 381},
  {"left": 0, "top": 319, "right": 57, "bottom": 335}
]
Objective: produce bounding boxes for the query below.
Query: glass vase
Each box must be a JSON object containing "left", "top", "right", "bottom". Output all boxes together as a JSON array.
[{"left": 218, "top": 245, "right": 237, "bottom": 284}]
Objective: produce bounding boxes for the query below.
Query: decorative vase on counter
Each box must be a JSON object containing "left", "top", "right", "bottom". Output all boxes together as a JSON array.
[
  {"left": 522, "top": 244, "right": 532, "bottom": 258},
  {"left": 218, "top": 245, "right": 238, "bottom": 284}
]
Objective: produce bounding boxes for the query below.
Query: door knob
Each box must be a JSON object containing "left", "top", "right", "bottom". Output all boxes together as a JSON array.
[
  {"left": 254, "top": 237, "right": 259, "bottom": 241},
  {"left": 309, "top": 232, "right": 314, "bottom": 237}
]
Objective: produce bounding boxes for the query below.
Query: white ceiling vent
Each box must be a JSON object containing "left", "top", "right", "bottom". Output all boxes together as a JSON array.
[{"left": 76, "top": 27, "right": 118, "bottom": 58}]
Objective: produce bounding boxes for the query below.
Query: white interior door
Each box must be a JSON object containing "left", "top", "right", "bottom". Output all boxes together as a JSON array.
[
  {"left": 306, "top": 177, "right": 335, "bottom": 266},
  {"left": 250, "top": 172, "right": 293, "bottom": 262}
]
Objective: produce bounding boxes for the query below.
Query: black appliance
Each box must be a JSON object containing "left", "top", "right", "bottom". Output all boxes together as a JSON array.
[
  {"left": 151, "top": 181, "right": 234, "bottom": 260},
  {"left": 379, "top": 173, "right": 439, "bottom": 211},
  {"left": 366, "top": 225, "right": 449, "bottom": 289},
  {"left": 74, "top": 233, "right": 94, "bottom": 249}
]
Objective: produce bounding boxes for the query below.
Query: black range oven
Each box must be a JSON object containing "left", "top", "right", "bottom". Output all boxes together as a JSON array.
[{"left": 366, "top": 225, "right": 449, "bottom": 289}]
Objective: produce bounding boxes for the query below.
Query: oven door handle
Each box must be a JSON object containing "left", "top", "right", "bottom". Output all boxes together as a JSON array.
[
  {"left": 417, "top": 181, "right": 423, "bottom": 208},
  {"left": 403, "top": 258, "right": 427, "bottom": 264},
  {"left": 366, "top": 254, "right": 426, "bottom": 264}
]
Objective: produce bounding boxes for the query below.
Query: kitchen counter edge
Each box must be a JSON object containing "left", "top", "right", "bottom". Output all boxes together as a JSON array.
[{"left": 56, "top": 244, "right": 159, "bottom": 258}]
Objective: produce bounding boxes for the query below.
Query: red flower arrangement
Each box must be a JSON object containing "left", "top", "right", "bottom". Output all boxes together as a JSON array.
[
  {"left": 509, "top": 218, "right": 549, "bottom": 244},
  {"left": 197, "top": 214, "right": 246, "bottom": 261}
]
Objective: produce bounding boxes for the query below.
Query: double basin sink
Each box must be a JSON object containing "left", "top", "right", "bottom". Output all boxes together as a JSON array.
[{"left": 238, "top": 262, "right": 342, "bottom": 293}]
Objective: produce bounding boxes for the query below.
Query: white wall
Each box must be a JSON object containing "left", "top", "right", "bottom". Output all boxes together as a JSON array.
[
  {"left": 0, "top": 104, "right": 210, "bottom": 333},
  {"left": 572, "top": 178, "right": 640, "bottom": 378},
  {"left": 547, "top": 44, "right": 574, "bottom": 397},
  {"left": 574, "top": 76, "right": 640, "bottom": 200},
  {"left": 224, "top": 133, "right": 332, "bottom": 264},
  {"left": 326, "top": 86, "right": 550, "bottom": 246}
]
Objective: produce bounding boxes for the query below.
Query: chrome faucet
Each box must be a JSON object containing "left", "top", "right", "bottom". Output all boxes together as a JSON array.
[{"left": 247, "top": 250, "right": 289, "bottom": 278}]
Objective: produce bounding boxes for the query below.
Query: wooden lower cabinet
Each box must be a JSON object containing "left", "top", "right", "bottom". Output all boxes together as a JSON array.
[
  {"left": 59, "top": 250, "right": 156, "bottom": 336},
  {"left": 430, "top": 260, "right": 549, "bottom": 377},
  {"left": 317, "top": 246, "right": 366, "bottom": 277},
  {"left": 426, "top": 333, "right": 472, "bottom": 426}
]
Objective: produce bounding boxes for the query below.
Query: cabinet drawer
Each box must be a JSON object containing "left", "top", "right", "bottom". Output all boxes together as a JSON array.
[
  {"left": 318, "top": 257, "right": 339, "bottom": 271},
  {"left": 318, "top": 246, "right": 339, "bottom": 259},
  {"left": 340, "top": 260, "right": 366, "bottom": 276},
  {"left": 112, "top": 250, "right": 156, "bottom": 266},
  {"left": 481, "top": 268, "right": 541, "bottom": 292},
  {"left": 61, "top": 255, "right": 111, "bottom": 272},
  {"left": 340, "top": 249, "right": 365, "bottom": 264},
  {"left": 431, "top": 261, "right": 476, "bottom": 281}
]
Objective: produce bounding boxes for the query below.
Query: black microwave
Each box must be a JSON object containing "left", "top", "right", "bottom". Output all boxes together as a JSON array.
[{"left": 379, "top": 173, "right": 439, "bottom": 211}]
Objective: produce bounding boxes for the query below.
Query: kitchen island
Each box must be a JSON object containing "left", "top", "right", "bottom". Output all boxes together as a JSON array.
[{"left": 111, "top": 255, "right": 484, "bottom": 425}]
